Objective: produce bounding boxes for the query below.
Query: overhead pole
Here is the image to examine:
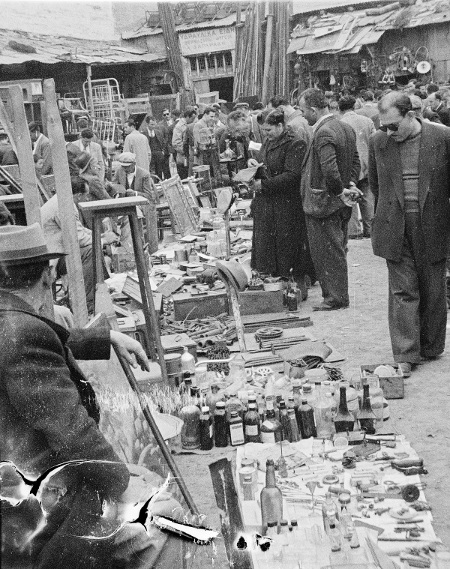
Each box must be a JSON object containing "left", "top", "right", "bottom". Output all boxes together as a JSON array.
[{"left": 157, "top": 3, "right": 194, "bottom": 107}]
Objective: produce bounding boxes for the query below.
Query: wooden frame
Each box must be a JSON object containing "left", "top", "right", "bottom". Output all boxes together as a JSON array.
[{"left": 160, "top": 175, "right": 198, "bottom": 237}]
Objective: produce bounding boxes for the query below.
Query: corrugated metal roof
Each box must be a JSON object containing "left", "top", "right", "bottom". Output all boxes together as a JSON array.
[
  {"left": 122, "top": 12, "right": 238, "bottom": 39},
  {"left": 292, "top": 0, "right": 393, "bottom": 16},
  {"left": 0, "top": 28, "right": 164, "bottom": 66},
  {"left": 288, "top": 0, "right": 450, "bottom": 56}
]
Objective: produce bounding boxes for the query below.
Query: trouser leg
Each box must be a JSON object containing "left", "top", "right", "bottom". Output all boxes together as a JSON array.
[
  {"left": 418, "top": 256, "right": 447, "bottom": 358},
  {"left": 357, "top": 178, "right": 374, "bottom": 236},
  {"left": 162, "top": 156, "right": 171, "bottom": 180},
  {"left": 305, "top": 209, "right": 350, "bottom": 307}
]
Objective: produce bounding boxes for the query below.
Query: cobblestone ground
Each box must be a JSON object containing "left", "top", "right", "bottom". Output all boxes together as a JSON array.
[{"left": 176, "top": 238, "right": 450, "bottom": 566}]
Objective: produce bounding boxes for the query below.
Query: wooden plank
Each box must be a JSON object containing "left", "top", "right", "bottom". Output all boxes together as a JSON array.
[
  {"left": 0, "top": 97, "right": 18, "bottom": 155},
  {"left": 43, "top": 78, "right": 89, "bottom": 326},
  {"left": 7, "top": 86, "right": 41, "bottom": 225}
]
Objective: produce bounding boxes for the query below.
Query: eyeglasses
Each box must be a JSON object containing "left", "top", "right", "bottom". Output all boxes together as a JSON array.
[
  {"left": 379, "top": 115, "right": 406, "bottom": 132},
  {"left": 163, "top": 113, "right": 170, "bottom": 117}
]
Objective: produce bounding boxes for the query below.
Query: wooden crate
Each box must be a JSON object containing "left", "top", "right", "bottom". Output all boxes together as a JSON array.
[
  {"left": 360, "top": 364, "right": 404, "bottom": 399},
  {"left": 238, "top": 290, "right": 284, "bottom": 316}
]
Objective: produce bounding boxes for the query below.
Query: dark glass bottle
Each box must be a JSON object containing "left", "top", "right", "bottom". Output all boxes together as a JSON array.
[
  {"left": 298, "top": 399, "right": 317, "bottom": 438},
  {"left": 214, "top": 401, "right": 228, "bottom": 447},
  {"left": 199, "top": 406, "right": 214, "bottom": 450},
  {"left": 244, "top": 403, "right": 261, "bottom": 443},
  {"left": 287, "top": 408, "right": 300, "bottom": 442},
  {"left": 357, "top": 382, "right": 377, "bottom": 434},
  {"left": 260, "top": 399, "right": 282, "bottom": 443},
  {"left": 260, "top": 459, "right": 283, "bottom": 534},
  {"left": 334, "top": 386, "right": 355, "bottom": 433},
  {"left": 278, "top": 400, "right": 291, "bottom": 442}
]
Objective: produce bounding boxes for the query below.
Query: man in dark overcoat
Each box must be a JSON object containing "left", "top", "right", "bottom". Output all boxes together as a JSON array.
[
  {"left": 299, "top": 88, "right": 361, "bottom": 311},
  {"left": 368, "top": 91, "right": 450, "bottom": 377}
]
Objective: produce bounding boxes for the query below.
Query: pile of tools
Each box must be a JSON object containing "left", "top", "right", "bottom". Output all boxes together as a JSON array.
[{"left": 163, "top": 313, "right": 237, "bottom": 350}]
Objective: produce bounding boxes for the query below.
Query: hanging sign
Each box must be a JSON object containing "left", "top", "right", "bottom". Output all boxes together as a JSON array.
[{"left": 179, "top": 27, "right": 236, "bottom": 56}]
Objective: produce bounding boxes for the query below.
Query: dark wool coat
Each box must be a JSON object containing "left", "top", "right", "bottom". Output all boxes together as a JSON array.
[
  {"left": 369, "top": 120, "right": 450, "bottom": 263},
  {"left": 0, "top": 291, "right": 129, "bottom": 497},
  {"left": 251, "top": 129, "right": 307, "bottom": 278}
]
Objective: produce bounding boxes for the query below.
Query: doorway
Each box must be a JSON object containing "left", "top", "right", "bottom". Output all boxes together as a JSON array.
[{"left": 209, "top": 77, "right": 234, "bottom": 102}]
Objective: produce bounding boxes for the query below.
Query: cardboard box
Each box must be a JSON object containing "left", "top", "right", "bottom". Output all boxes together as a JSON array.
[{"left": 360, "top": 364, "right": 404, "bottom": 400}]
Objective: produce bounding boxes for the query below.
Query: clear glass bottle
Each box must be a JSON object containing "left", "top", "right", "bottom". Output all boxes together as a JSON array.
[
  {"left": 322, "top": 492, "right": 339, "bottom": 533},
  {"left": 181, "top": 346, "right": 196, "bottom": 375},
  {"left": 225, "top": 393, "right": 244, "bottom": 421},
  {"left": 260, "top": 459, "right": 283, "bottom": 534},
  {"left": 260, "top": 398, "right": 282, "bottom": 443},
  {"left": 338, "top": 492, "right": 354, "bottom": 541},
  {"left": 313, "top": 390, "right": 334, "bottom": 439},
  {"left": 357, "top": 381, "right": 377, "bottom": 434},
  {"left": 328, "top": 514, "right": 342, "bottom": 552},
  {"left": 244, "top": 403, "right": 261, "bottom": 443},
  {"left": 180, "top": 404, "right": 201, "bottom": 449},
  {"left": 302, "top": 383, "right": 316, "bottom": 407},
  {"left": 298, "top": 399, "right": 317, "bottom": 439},
  {"left": 229, "top": 352, "right": 247, "bottom": 384},
  {"left": 188, "top": 245, "right": 200, "bottom": 264},
  {"left": 367, "top": 375, "right": 384, "bottom": 428},
  {"left": 334, "top": 386, "right": 355, "bottom": 433}
]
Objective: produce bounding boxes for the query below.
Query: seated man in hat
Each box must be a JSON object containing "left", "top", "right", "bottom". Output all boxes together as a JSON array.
[
  {"left": 0, "top": 224, "right": 186, "bottom": 568},
  {"left": 112, "top": 152, "right": 158, "bottom": 204},
  {"left": 73, "top": 128, "right": 105, "bottom": 181},
  {"left": 29, "top": 122, "right": 52, "bottom": 176}
]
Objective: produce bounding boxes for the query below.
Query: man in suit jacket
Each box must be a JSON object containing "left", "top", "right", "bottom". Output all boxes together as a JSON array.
[
  {"left": 299, "top": 88, "right": 361, "bottom": 311},
  {"left": 369, "top": 91, "right": 450, "bottom": 377},
  {"left": 29, "top": 122, "right": 52, "bottom": 175},
  {"left": 73, "top": 129, "right": 105, "bottom": 181},
  {"left": 142, "top": 116, "right": 171, "bottom": 180},
  {"left": 112, "top": 152, "right": 157, "bottom": 204},
  {"left": 123, "top": 119, "right": 151, "bottom": 172},
  {"left": 355, "top": 90, "right": 380, "bottom": 129}
]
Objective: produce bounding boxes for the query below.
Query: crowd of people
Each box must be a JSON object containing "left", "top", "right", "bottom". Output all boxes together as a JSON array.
[{"left": 1, "top": 77, "right": 450, "bottom": 567}]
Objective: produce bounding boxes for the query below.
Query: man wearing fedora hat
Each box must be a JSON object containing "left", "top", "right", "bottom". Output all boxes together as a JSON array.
[
  {"left": 0, "top": 224, "right": 186, "bottom": 567},
  {"left": 29, "top": 122, "right": 52, "bottom": 176}
]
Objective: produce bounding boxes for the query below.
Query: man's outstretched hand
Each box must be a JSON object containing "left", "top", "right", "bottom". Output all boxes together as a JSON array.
[{"left": 110, "top": 330, "right": 150, "bottom": 371}]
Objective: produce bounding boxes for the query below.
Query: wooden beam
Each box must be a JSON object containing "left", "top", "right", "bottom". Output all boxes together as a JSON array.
[
  {"left": 43, "top": 78, "right": 89, "bottom": 327},
  {"left": 0, "top": 98, "right": 18, "bottom": 155},
  {"left": 7, "top": 86, "right": 41, "bottom": 226}
]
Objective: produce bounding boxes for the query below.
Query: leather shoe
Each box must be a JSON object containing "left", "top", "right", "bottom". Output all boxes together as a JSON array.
[
  {"left": 398, "top": 362, "right": 412, "bottom": 378},
  {"left": 312, "top": 302, "right": 348, "bottom": 311}
]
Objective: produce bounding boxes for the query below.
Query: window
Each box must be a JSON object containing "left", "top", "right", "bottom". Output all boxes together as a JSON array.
[
  {"left": 207, "top": 54, "right": 216, "bottom": 70},
  {"left": 224, "top": 51, "right": 232, "bottom": 66},
  {"left": 198, "top": 56, "right": 206, "bottom": 71},
  {"left": 189, "top": 58, "right": 197, "bottom": 72}
]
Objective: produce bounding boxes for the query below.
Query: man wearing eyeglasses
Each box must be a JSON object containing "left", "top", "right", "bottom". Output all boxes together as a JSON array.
[{"left": 369, "top": 91, "right": 450, "bottom": 377}]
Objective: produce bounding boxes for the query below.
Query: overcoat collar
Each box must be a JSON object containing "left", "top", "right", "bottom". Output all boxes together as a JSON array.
[
  {"left": 377, "top": 119, "right": 435, "bottom": 211},
  {"left": 266, "top": 128, "right": 296, "bottom": 151},
  {"left": 0, "top": 290, "right": 70, "bottom": 343}
]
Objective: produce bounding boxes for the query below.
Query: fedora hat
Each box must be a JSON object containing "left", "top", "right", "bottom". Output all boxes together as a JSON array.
[
  {"left": 0, "top": 223, "right": 65, "bottom": 265},
  {"left": 215, "top": 260, "right": 251, "bottom": 291},
  {"left": 74, "top": 151, "right": 93, "bottom": 173}
]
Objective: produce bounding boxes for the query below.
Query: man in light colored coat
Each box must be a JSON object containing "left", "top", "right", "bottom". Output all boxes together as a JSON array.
[
  {"left": 73, "top": 128, "right": 105, "bottom": 181},
  {"left": 339, "top": 95, "right": 376, "bottom": 238},
  {"left": 123, "top": 119, "right": 151, "bottom": 172}
]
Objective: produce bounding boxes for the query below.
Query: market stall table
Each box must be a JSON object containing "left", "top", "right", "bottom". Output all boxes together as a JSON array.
[{"left": 234, "top": 438, "right": 441, "bottom": 569}]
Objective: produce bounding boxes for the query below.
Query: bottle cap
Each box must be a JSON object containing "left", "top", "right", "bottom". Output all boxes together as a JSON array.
[
  {"left": 292, "top": 379, "right": 301, "bottom": 388},
  {"left": 303, "top": 384, "right": 312, "bottom": 393},
  {"left": 230, "top": 411, "right": 239, "bottom": 417},
  {"left": 266, "top": 459, "right": 274, "bottom": 466},
  {"left": 267, "top": 521, "right": 276, "bottom": 528},
  {"left": 279, "top": 400, "right": 286, "bottom": 409},
  {"left": 288, "top": 396, "right": 295, "bottom": 401},
  {"left": 291, "top": 519, "right": 298, "bottom": 526},
  {"left": 216, "top": 401, "right": 225, "bottom": 409},
  {"left": 339, "top": 492, "right": 351, "bottom": 505},
  {"left": 201, "top": 406, "right": 210, "bottom": 413},
  {"left": 301, "top": 399, "right": 308, "bottom": 404},
  {"left": 280, "top": 519, "right": 288, "bottom": 526},
  {"left": 248, "top": 403, "right": 257, "bottom": 410},
  {"left": 243, "top": 475, "right": 252, "bottom": 481}
]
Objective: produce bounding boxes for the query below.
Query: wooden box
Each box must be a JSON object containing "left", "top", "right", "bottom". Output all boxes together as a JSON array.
[
  {"left": 173, "top": 291, "right": 229, "bottom": 321},
  {"left": 161, "top": 333, "right": 197, "bottom": 361},
  {"left": 238, "top": 290, "right": 284, "bottom": 316},
  {"left": 360, "top": 364, "right": 404, "bottom": 400}
]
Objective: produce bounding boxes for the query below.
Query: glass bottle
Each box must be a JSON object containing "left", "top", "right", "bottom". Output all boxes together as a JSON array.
[
  {"left": 244, "top": 403, "right": 261, "bottom": 443},
  {"left": 322, "top": 492, "right": 339, "bottom": 533},
  {"left": 214, "top": 401, "right": 228, "bottom": 447},
  {"left": 357, "top": 381, "right": 377, "bottom": 434},
  {"left": 328, "top": 514, "right": 342, "bottom": 552},
  {"left": 206, "top": 383, "right": 222, "bottom": 415},
  {"left": 260, "top": 398, "right": 282, "bottom": 443},
  {"left": 260, "top": 459, "right": 283, "bottom": 534},
  {"left": 180, "top": 404, "right": 201, "bottom": 449},
  {"left": 278, "top": 400, "right": 291, "bottom": 441},
  {"left": 225, "top": 393, "right": 244, "bottom": 421},
  {"left": 292, "top": 380, "right": 303, "bottom": 436},
  {"left": 367, "top": 375, "right": 384, "bottom": 428},
  {"left": 338, "top": 492, "right": 354, "bottom": 541},
  {"left": 302, "top": 383, "right": 316, "bottom": 407},
  {"left": 199, "top": 406, "right": 214, "bottom": 450},
  {"left": 229, "top": 411, "right": 245, "bottom": 446},
  {"left": 298, "top": 399, "right": 317, "bottom": 439},
  {"left": 181, "top": 346, "right": 195, "bottom": 375},
  {"left": 335, "top": 381, "right": 359, "bottom": 422},
  {"left": 287, "top": 408, "right": 300, "bottom": 442},
  {"left": 229, "top": 352, "right": 247, "bottom": 384},
  {"left": 313, "top": 390, "right": 334, "bottom": 439},
  {"left": 334, "top": 386, "right": 355, "bottom": 433},
  {"left": 288, "top": 360, "right": 305, "bottom": 380},
  {"left": 188, "top": 245, "right": 200, "bottom": 264},
  {"left": 243, "top": 474, "right": 255, "bottom": 501}
]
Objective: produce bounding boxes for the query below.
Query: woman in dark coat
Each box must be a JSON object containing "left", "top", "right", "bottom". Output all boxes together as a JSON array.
[{"left": 250, "top": 109, "right": 308, "bottom": 284}]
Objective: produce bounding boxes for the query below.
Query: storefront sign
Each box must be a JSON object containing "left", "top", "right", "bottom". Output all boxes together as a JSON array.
[{"left": 179, "top": 26, "right": 235, "bottom": 56}]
